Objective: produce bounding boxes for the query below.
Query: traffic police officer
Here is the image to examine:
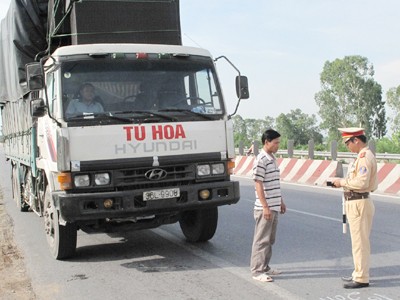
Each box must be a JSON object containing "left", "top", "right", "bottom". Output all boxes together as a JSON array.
[{"left": 333, "top": 127, "right": 378, "bottom": 289}]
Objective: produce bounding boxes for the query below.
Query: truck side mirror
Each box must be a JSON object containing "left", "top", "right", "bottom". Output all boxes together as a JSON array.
[
  {"left": 31, "top": 98, "right": 46, "bottom": 117},
  {"left": 26, "top": 62, "right": 44, "bottom": 91},
  {"left": 235, "top": 76, "right": 249, "bottom": 99}
]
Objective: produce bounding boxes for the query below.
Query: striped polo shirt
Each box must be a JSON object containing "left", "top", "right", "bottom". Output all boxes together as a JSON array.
[{"left": 252, "top": 149, "right": 282, "bottom": 211}]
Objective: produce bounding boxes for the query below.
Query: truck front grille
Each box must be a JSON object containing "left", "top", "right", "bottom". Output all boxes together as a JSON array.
[{"left": 113, "top": 164, "right": 196, "bottom": 190}]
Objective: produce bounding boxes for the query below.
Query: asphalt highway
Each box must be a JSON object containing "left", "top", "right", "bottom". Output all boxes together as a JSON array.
[{"left": 1, "top": 149, "right": 399, "bottom": 299}]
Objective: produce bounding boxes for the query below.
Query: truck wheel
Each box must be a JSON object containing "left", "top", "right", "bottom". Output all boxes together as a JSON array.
[
  {"left": 44, "top": 186, "right": 77, "bottom": 259},
  {"left": 11, "top": 164, "right": 28, "bottom": 212},
  {"left": 179, "top": 207, "right": 218, "bottom": 242}
]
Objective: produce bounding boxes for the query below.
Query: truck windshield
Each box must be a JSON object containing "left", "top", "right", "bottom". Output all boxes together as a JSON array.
[{"left": 61, "top": 55, "right": 225, "bottom": 122}]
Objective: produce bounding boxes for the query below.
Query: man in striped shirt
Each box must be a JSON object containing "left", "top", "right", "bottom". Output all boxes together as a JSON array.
[{"left": 250, "top": 129, "right": 286, "bottom": 282}]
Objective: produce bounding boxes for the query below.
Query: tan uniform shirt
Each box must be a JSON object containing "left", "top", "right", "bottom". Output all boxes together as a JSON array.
[{"left": 340, "top": 147, "right": 378, "bottom": 193}]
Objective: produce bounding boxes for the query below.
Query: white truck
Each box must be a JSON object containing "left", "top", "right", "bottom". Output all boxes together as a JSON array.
[{"left": 0, "top": 0, "right": 249, "bottom": 259}]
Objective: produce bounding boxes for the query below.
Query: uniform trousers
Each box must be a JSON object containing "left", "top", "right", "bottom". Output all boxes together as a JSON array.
[
  {"left": 250, "top": 210, "right": 278, "bottom": 276},
  {"left": 346, "top": 198, "right": 375, "bottom": 283}
]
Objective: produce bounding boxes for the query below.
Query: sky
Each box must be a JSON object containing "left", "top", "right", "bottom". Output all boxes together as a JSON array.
[{"left": 1, "top": 0, "right": 400, "bottom": 122}]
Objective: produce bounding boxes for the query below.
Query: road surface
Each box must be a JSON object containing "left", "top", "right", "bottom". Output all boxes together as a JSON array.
[{"left": 1, "top": 147, "right": 399, "bottom": 299}]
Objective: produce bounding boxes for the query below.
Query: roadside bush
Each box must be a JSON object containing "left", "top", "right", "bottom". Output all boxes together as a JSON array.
[{"left": 375, "top": 137, "right": 400, "bottom": 154}]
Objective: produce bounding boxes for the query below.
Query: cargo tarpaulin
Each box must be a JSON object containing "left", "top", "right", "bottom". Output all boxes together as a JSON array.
[
  {"left": 68, "top": 0, "right": 181, "bottom": 45},
  {"left": 0, "top": 0, "right": 48, "bottom": 103}
]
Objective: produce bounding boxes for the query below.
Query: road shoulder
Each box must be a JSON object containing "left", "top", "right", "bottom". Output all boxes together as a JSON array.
[{"left": 0, "top": 189, "right": 36, "bottom": 300}]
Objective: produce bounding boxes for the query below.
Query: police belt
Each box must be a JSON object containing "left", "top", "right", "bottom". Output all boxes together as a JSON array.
[{"left": 344, "top": 191, "right": 370, "bottom": 201}]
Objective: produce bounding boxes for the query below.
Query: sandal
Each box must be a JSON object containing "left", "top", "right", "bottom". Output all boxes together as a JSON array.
[
  {"left": 252, "top": 273, "right": 274, "bottom": 282},
  {"left": 266, "top": 269, "right": 282, "bottom": 275}
]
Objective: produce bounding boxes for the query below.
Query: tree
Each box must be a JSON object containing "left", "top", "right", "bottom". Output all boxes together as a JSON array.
[
  {"left": 232, "top": 115, "right": 249, "bottom": 147},
  {"left": 386, "top": 85, "right": 400, "bottom": 135},
  {"left": 363, "top": 79, "right": 386, "bottom": 139},
  {"left": 232, "top": 115, "right": 274, "bottom": 148},
  {"left": 245, "top": 117, "right": 274, "bottom": 145},
  {"left": 275, "top": 109, "right": 323, "bottom": 146},
  {"left": 315, "top": 55, "right": 385, "bottom": 141}
]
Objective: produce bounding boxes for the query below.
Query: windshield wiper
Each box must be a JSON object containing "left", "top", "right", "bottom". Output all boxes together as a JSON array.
[
  {"left": 113, "top": 110, "right": 178, "bottom": 122},
  {"left": 66, "top": 112, "right": 134, "bottom": 123},
  {"left": 158, "top": 108, "right": 215, "bottom": 120}
]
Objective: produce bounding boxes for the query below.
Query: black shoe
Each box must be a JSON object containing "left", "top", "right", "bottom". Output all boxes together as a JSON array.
[
  {"left": 341, "top": 276, "right": 352, "bottom": 282},
  {"left": 343, "top": 281, "right": 369, "bottom": 289}
]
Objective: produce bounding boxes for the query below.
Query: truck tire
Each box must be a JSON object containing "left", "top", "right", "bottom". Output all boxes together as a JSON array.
[
  {"left": 11, "top": 164, "right": 29, "bottom": 212},
  {"left": 44, "top": 186, "right": 77, "bottom": 259},
  {"left": 179, "top": 207, "right": 218, "bottom": 242}
]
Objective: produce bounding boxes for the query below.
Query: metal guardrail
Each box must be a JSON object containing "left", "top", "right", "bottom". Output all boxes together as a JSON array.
[
  {"left": 237, "top": 148, "right": 400, "bottom": 161},
  {"left": 275, "top": 150, "right": 400, "bottom": 161},
  {"left": 238, "top": 139, "right": 400, "bottom": 162}
]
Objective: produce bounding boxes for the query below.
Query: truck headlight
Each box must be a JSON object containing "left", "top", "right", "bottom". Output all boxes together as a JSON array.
[
  {"left": 74, "top": 174, "right": 90, "bottom": 187},
  {"left": 95, "top": 173, "right": 110, "bottom": 186},
  {"left": 211, "top": 163, "right": 225, "bottom": 175},
  {"left": 197, "top": 164, "right": 211, "bottom": 176}
]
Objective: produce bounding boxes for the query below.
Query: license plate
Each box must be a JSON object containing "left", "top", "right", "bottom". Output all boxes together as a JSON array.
[{"left": 143, "top": 188, "right": 180, "bottom": 201}]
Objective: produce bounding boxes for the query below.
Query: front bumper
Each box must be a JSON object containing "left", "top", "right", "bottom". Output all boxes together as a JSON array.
[{"left": 54, "top": 180, "right": 240, "bottom": 222}]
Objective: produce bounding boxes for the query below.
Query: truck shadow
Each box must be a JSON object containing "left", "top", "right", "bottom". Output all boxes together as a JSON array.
[{"left": 68, "top": 226, "right": 249, "bottom": 273}]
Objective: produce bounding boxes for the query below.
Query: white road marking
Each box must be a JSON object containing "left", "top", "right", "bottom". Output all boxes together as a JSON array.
[
  {"left": 242, "top": 198, "right": 342, "bottom": 222},
  {"left": 286, "top": 208, "right": 342, "bottom": 222}
]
